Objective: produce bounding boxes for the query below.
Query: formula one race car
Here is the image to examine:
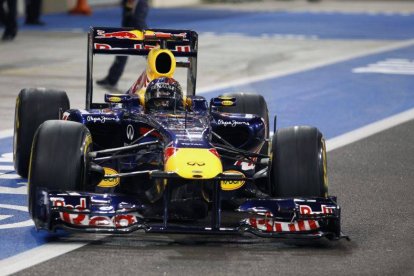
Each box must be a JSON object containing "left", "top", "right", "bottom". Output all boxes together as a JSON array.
[{"left": 14, "top": 27, "right": 347, "bottom": 240}]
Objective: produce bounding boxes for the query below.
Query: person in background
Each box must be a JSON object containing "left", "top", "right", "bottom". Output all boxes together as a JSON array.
[
  {"left": 25, "top": 0, "right": 44, "bottom": 25},
  {"left": 96, "top": 0, "right": 149, "bottom": 88},
  {"left": 0, "top": 2, "right": 4, "bottom": 26},
  {"left": 0, "top": 0, "right": 17, "bottom": 41}
]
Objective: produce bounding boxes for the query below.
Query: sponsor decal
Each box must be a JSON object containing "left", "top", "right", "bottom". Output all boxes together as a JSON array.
[
  {"left": 149, "top": 81, "right": 178, "bottom": 93},
  {"left": 95, "top": 30, "right": 145, "bottom": 40},
  {"left": 51, "top": 198, "right": 137, "bottom": 228},
  {"left": 143, "top": 31, "right": 187, "bottom": 40},
  {"left": 97, "top": 167, "right": 120, "bottom": 188},
  {"left": 126, "top": 124, "right": 135, "bottom": 141},
  {"left": 299, "top": 205, "right": 335, "bottom": 215},
  {"left": 221, "top": 170, "right": 245, "bottom": 191},
  {"left": 86, "top": 115, "right": 116, "bottom": 123},
  {"left": 221, "top": 100, "right": 234, "bottom": 106},
  {"left": 179, "top": 142, "right": 205, "bottom": 147},
  {"left": 234, "top": 160, "right": 256, "bottom": 171},
  {"left": 94, "top": 43, "right": 191, "bottom": 53},
  {"left": 175, "top": 45, "right": 191, "bottom": 52},
  {"left": 186, "top": 161, "right": 205, "bottom": 166},
  {"left": 248, "top": 218, "right": 320, "bottom": 232},
  {"left": 94, "top": 43, "right": 156, "bottom": 51},
  {"left": 94, "top": 43, "right": 111, "bottom": 50},
  {"left": 217, "top": 119, "right": 249, "bottom": 127},
  {"left": 94, "top": 32, "right": 190, "bottom": 53},
  {"left": 108, "top": 96, "right": 122, "bottom": 103}
]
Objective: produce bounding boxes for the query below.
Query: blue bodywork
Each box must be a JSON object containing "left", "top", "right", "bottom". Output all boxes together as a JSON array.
[{"left": 31, "top": 93, "right": 345, "bottom": 240}]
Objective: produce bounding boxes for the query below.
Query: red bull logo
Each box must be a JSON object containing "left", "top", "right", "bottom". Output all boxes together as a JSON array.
[
  {"left": 52, "top": 198, "right": 138, "bottom": 228},
  {"left": 299, "top": 205, "right": 336, "bottom": 215}
]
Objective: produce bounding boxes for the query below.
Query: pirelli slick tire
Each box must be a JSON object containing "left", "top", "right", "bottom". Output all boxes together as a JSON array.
[
  {"left": 271, "top": 126, "right": 328, "bottom": 197},
  {"left": 217, "top": 92, "right": 269, "bottom": 154},
  {"left": 28, "top": 120, "right": 91, "bottom": 220},
  {"left": 13, "top": 88, "right": 70, "bottom": 178}
]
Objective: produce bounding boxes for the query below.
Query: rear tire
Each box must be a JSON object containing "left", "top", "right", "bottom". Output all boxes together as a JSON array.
[
  {"left": 271, "top": 126, "right": 328, "bottom": 197},
  {"left": 14, "top": 88, "right": 70, "bottom": 177},
  {"left": 217, "top": 92, "right": 269, "bottom": 154},
  {"left": 28, "top": 120, "right": 91, "bottom": 220}
]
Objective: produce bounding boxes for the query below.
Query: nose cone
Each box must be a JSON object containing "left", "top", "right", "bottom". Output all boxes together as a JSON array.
[{"left": 164, "top": 148, "right": 223, "bottom": 179}]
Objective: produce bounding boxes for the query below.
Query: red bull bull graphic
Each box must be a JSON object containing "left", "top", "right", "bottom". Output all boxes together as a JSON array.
[{"left": 95, "top": 30, "right": 145, "bottom": 40}]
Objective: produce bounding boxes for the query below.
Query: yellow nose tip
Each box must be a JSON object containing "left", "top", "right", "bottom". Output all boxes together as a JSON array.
[{"left": 164, "top": 148, "right": 223, "bottom": 179}]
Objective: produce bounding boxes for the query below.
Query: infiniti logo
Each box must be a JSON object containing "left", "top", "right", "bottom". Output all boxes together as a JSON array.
[
  {"left": 187, "top": 162, "right": 205, "bottom": 166},
  {"left": 126, "top": 124, "right": 134, "bottom": 140}
]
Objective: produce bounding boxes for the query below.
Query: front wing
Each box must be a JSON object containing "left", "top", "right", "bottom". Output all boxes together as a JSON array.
[{"left": 31, "top": 173, "right": 348, "bottom": 240}]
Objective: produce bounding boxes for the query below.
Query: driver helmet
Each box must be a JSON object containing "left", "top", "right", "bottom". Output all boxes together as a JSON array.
[{"left": 145, "top": 77, "right": 184, "bottom": 113}]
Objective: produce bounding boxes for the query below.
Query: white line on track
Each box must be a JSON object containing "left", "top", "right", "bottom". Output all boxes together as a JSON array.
[
  {"left": 0, "top": 204, "right": 27, "bottom": 212},
  {"left": 1, "top": 38, "right": 414, "bottom": 274},
  {"left": 0, "top": 185, "right": 27, "bottom": 195},
  {"left": 0, "top": 166, "right": 15, "bottom": 171},
  {"left": 0, "top": 220, "right": 34, "bottom": 230},
  {"left": 0, "top": 243, "right": 89, "bottom": 276},
  {"left": 0, "top": 215, "right": 12, "bottom": 220},
  {"left": 0, "top": 174, "right": 21, "bottom": 179},
  {"left": 0, "top": 158, "right": 13, "bottom": 163},
  {"left": 197, "top": 39, "right": 414, "bottom": 94},
  {"left": 326, "top": 107, "right": 414, "bottom": 151}
]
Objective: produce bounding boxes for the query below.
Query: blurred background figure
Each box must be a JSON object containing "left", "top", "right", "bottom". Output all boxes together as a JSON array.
[
  {"left": 25, "top": 0, "right": 44, "bottom": 25},
  {"left": 0, "top": 0, "right": 17, "bottom": 40},
  {"left": 96, "top": 0, "right": 149, "bottom": 88}
]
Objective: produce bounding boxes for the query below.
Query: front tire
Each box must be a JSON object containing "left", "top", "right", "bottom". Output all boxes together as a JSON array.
[
  {"left": 271, "top": 126, "right": 328, "bottom": 197},
  {"left": 28, "top": 120, "right": 91, "bottom": 220},
  {"left": 14, "top": 88, "right": 70, "bottom": 177}
]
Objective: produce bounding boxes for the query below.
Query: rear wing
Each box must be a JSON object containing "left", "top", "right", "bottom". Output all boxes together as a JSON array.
[{"left": 86, "top": 27, "right": 198, "bottom": 109}]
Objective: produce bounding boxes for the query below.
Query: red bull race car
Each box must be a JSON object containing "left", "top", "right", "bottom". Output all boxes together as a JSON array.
[{"left": 13, "top": 27, "right": 347, "bottom": 240}]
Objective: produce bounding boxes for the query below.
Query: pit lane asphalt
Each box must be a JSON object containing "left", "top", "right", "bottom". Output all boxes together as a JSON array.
[{"left": 13, "top": 120, "right": 414, "bottom": 275}]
